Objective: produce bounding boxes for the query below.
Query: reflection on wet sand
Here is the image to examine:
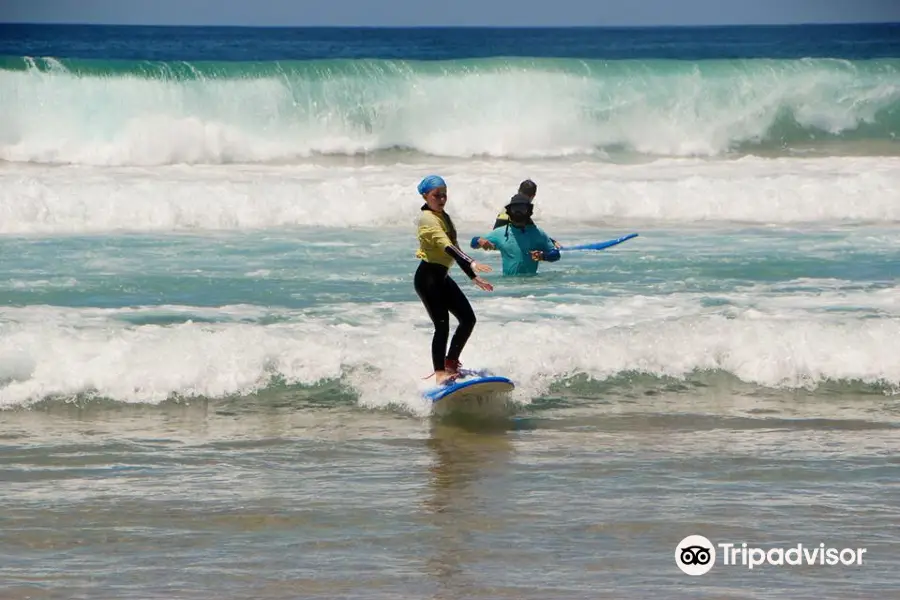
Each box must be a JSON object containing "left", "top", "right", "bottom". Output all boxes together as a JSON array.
[{"left": 423, "top": 421, "right": 516, "bottom": 599}]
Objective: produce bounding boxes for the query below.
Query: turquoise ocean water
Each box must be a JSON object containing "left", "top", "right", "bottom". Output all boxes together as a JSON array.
[{"left": 1, "top": 23, "right": 899, "bottom": 599}]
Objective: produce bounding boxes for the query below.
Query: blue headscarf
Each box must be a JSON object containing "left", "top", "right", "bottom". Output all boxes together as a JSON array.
[{"left": 417, "top": 175, "right": 446, "bottom": 196}]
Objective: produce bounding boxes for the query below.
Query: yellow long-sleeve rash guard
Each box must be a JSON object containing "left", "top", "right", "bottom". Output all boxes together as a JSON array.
[{"left": 415, "top": 206, "right": 477, "bottom": 279}]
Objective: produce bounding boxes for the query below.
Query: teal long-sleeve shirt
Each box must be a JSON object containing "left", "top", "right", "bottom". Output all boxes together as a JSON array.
[{"left": 470, "top": 224, "right": 561, "bottom": 275}]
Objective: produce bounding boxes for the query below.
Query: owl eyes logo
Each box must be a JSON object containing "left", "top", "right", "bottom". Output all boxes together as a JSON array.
[
  {"left": 675, "top": 535, "right": 716, "bottom": 575},
  {"left": 681, "top": 545, "right": 712, "bottom": 565}
]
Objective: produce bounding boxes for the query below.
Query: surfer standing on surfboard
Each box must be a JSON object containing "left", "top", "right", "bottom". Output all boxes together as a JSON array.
[{"left": 414, "top": 175, "right": 494, "bottom": 385}]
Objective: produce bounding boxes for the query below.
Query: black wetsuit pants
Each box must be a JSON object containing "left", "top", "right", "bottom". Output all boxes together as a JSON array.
[{"left": 414, "top": 261, "right": 477, "bottom": 372}]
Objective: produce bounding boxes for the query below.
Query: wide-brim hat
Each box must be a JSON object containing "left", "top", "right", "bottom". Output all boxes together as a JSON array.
[{"left": 505, "top": 193, "right": 533, "bottom": 209}]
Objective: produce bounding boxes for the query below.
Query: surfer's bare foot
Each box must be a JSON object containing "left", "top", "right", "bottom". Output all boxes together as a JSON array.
[{"left": 435, "top": 370, "right": 455, "bottom": 385}]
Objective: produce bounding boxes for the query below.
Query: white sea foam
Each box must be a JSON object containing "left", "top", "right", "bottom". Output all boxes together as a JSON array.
[
  {"left": 0, "top": 289, "right": 897, "bottom": 411},
  {"left": 1, "top": 156, "right": 899, "bottom": 235}
]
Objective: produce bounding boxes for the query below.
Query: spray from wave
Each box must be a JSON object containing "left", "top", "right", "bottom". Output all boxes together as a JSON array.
[{"left": 1, "top": 55, "right": 899, "bottom": 165}]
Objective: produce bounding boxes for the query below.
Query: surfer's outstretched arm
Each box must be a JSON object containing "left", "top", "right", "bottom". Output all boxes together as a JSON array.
[
  {"left": 418, "top": 217, "right": 491, "bottom": 288},
  {"left": 443, "top": 244, "right": 479, "bottom": 279}
]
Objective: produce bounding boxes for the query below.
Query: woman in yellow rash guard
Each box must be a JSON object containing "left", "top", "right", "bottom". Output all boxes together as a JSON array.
[{"left": 415, "top": 175, "right": 494, "bottom": 385}]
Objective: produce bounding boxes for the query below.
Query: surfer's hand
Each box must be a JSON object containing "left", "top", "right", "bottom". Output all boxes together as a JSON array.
[
  {"left": 472, "top": 261, "right": 492, "bottom": 273},
  {"left": 473, "top": 276, "right": 493, "bottom": 292},
  {"left": 553, "top": 240, "right": 562, "bottom": 249},
  {"left": 530, "top": 250, "right": 544, "bottom": 261},
  {"left": 477, "top": 238, "right": 496, "bottom": 250}
]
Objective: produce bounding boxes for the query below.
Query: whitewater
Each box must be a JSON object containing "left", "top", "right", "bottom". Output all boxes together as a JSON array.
[
  {"left": 1, "top": 26, "right": 899, "bottom": 414},
  {"left": 1, "top": 155, "right": 898, "bottom": 411}
]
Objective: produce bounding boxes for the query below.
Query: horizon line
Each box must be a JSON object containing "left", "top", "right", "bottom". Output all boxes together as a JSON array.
[{"left": 2, "top": 20, "right": 899, "bottom": 29}]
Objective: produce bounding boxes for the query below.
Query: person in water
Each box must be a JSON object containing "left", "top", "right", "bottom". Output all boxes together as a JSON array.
[
  {"left": 415, "top": 175, "right": 493, "bottom": 385},
  {"left": 471, "top": 193, "right": 561, "bottom": 276},
  {"left": 492, "top": 179, "right": 561, "bottom": 248}
]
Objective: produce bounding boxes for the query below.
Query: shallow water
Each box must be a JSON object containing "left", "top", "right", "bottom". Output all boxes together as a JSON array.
[{"left": 2, "top": 386, "right": 898, "bottom": 599}]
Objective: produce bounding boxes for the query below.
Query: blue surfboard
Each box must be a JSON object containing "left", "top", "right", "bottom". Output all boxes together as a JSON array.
[
  {"left": 423, "top": 372, "right": 515, "bottom": 403},
  {"left": 560, "top": 233, "right": 638, "bottom": 252}
]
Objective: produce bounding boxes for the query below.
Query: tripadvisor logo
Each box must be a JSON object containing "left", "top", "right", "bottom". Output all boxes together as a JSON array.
[
  {"left": 675, "top": 535, "right": 715, "bottom": 576},
  {"left": 675, "top": 535, "right": 867, "bottom": 575}
]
